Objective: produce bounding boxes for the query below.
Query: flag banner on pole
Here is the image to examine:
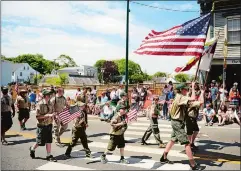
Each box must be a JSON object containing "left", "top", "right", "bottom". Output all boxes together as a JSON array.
[
  {"left": 134, "top": 13, "right": 211, "bottom": 57},
  {"left": 59, "top": 105, "right": 81, "bottom": 125},
  {"left": 199, "top": 40, "right": 217, "bottom": 71},
  {"left": 125, "top": 108, "right": 138, "bottom": 123}
]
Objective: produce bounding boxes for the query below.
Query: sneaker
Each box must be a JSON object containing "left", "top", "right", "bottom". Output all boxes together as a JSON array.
[
  {"left": 191, "top": 144, "right": 199, "bottom": 151},
  {"left": 86, "top": 153, "right": 93, "bottom": 158},
  {"left": 29, "top": 147, "right": 35, "bottom": 159},
  {"left": 120, "top": 158, "right": 129, "bottom": 164},
  {"left": 65, "top": 154, "right": 71, "bottom": 159},
  {"left": 46, "top": 155, "right": 57, "bottom": 162},
  {"left": 190, "top": 164, "right": 206, "bottom": 170},
  {"left": 141, "top": 141, "right": 148, "bottom": 145},
  {"left": 55, "top": 141, "right": 64, "bottom": 147},
  {"left": 100, "top": 155, "right": 108, "bottom": 164},
  {"left": 205, "top": 123, "right": 208, "bottom": 126},
  {"left": 159, "top": 143, "right": 167, "bottom": 148},
  {"left": 22, "top": 123, "right": 26, "bottom": 130},
  {"left": 160, "top": 157, "right": 174, "bottom": 164}
]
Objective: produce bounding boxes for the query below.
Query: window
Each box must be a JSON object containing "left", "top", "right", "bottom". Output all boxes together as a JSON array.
[
  {"left": 227, "top": 17, "right": 240, "bottom": 43},
  {"left": 27, "top": 66, "right": 29, "bottom": 70},
  {"left": 23, "top": 66, "right": 25, "bottom": 70},
  {"left": 20, "top": 72, "right": 22, "bottom": 76},
  {"left": 12, "top": 72, "right": 14, "bottom": 76}
]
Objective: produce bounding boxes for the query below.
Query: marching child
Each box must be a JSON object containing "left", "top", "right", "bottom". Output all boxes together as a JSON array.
[{"left": 100, "top": 105, "right": 129, "bottom": 164}]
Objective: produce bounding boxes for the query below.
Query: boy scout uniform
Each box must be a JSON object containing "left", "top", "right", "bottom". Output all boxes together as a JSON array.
[
  {"left": 51, "top": 94, "right": 68, "bottom": 143},
  {"left": 35, "top": 90, "right": 54, "bottom": 146},
  {"left": 169, "top": 83, "right": 200, "bottom": 145},
  {"left": 142, "top": 97, "right": 165, "bottom": 147},
  {"left": 16, "top": 90, "right": 30, "bottom": 126},
  {"left": 65, "top": 102, "right": 91, "bottom": 158},
  {"left": 115, "top": 92, "right": 129, "bottom": 112},
  {"left": 1, "top": 86, "right": 15, "bottom": 141},
  {"left": 107, "top": 105, "right": 128, "bottom": 151}
]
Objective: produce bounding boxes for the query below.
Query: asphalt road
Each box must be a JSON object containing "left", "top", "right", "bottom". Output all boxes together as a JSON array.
[{"left": 2, "top": 111, "right": 241, "bottom": 170}]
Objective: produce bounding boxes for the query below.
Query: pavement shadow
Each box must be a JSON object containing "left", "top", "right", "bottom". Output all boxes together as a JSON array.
[
  {"left": 6, "top": 138, "right": 35, "bottom": 146},
  {"left": 5, "top": 134, "right": 21, "bottom": 138},
  {"left": 88, "top": 133, "right": 108, "bottom": 138},
  {"left": 26, "top": 127, "right": 37, "bottom": 131},
  {"left": 198, "top": 139, "right": 241, "bottom": 150},
  {"left": 61, "top": 140, "right": 93, "bottom": 147}
]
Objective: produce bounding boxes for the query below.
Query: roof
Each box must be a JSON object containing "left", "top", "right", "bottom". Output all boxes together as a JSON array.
[{"left": 58, "top": 67, "right": 83, "bottom": 71}]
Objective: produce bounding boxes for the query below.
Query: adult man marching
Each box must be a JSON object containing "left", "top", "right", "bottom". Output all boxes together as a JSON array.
[
  {"left": 159, "top": 83, "right": 205, "bottom": 170},
  {"left": 1, "top": 86, "right": 15, "bottom": 145},
  {"left": 186, "top": 82, "right": 204, "bottom": 152},
  {"left": 65, "top": 100, "right": 92, "bottom": 158},
  {"left": 51, "top": 87, "right": 68, "bottom": 146},
  {"left": 141, "top": 95, "right": 166, "bottom": 148},
  {"left": 16, "top": 89, "right": 30, "bottom": 130},
  {"left": 29, "top": 89, "right": 57, "bottom": 162}
]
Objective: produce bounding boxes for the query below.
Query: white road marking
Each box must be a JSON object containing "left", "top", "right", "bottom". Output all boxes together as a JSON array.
[
  {"left": 131, "top": 122, "right": 201, "bottom": 129},
  {"left": 36, "top": 162, "right": 95, "bottom": 170},
  {"left": 128, "top": 126, "right": 172, "bottom": 132},
  {"left": 125, "top": 131, "right": 171, "bottom": 137}
]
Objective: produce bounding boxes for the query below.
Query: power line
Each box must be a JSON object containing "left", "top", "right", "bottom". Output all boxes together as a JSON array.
[{"left": 131, "top": 1, "right": 200, "bottom": 13}]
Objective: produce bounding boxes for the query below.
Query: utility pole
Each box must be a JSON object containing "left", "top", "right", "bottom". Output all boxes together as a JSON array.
[{"left": 125, "top": 0, "right": 130, "bottom": 93}]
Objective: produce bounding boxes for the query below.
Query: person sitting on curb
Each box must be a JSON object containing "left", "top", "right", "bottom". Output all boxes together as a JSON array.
[
  {"left": 100, "top": 101, "right": 114, "bottom": 122},
  {"left": 203, "top": 103, "right": 216, "bottom": 126}
]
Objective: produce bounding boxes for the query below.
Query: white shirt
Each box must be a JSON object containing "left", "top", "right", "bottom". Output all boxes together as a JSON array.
[
  {"left": 103, "top": 105, "right": 113, "bottom": 115},
  {"left": 117, "top": 88, "right": 124, "bottom": 99},
  {"left": 110, "top": 90, "right": 117, "bottom": 100}
]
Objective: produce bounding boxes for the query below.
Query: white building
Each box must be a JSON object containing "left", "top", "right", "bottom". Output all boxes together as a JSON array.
[
  {"left": 57, "top": 65, "right": 98, "bottom": 78},
  {"left": 1, "top": 60, "right": 39, "bottom": 86}
]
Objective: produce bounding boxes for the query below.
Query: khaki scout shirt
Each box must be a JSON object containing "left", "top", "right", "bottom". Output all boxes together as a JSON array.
[
  {"left": 51, "top": 95, "right": 67, "bottom": 113},
  {"left": 36, "top": 99, "right": 54, "bottom": 126},
  {"left": 116, "top": 99, "right": 129, "bottom": 112},
  {"left": 109, "top": 113, "right": 128, "bottom": 135},
  {"left": 73, "top": 111, "right": 86, "bottom": 128},
  {"left": 1, "top": 95, "right": 13, "bottom": 112},
  {"left": 150, "top": 103, "right": 161, "bottom": 118},
  {"left": 187, "top": 101, "right": 201, "bottom": 118},
  {"left": 16, "top": 95, "right": 30, "bottom": 109},
  {"left": 169, "top": 93, "right": 189, "bottom": 121}
]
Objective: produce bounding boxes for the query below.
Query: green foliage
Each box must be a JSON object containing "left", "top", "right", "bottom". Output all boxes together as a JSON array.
[
  {"left": 189, "top": 75, "right": 196, "bottom": 81},
  {"left": 57, "top": 54, "right": 78, "bottom": 68},
  {"left": 153, "top": 72, "right": 166, "bottom": 78},
  {"left": 174, "top": 73, "right": 190, "bottom": 82},
  {"left": 94, "top": 59, "right": 106, "bottom": 82},
  {"left": 59, "top": 73, "right": 69, "bottom": 85},
  {"left": 102, "top": 61, "right": 119, "bottom": 83},
  {"left": 45, "top": 77, "right": 61, "bottom": 86},
  {"left": 34, "top": 74, "right": 43, "bottom": 84}
]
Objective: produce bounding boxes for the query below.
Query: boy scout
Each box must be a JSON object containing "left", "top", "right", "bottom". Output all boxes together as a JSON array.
[
  {"left": 115, "top": 92, "right": 129, "bottom": 112},
  {"left": 1, "top": 86, "right": 15, "bottom": 145},
  {"left": 29, "top": 90, "right": 57, "bottom": 162},
  {"left": 51, "top": 87, "right": 68, "bottom": 146},
  {"left": 16, "top": 89, "right": 30, "bottom": 130},
  {"left": 65, "top": 101, "right": 92, "bottom": 158},
  {"left": 100, "top": 105, "right": 129, "bottom": 164},
  {"left": 141, "top": 95, "right": 166, "bottom": 148},
  {"left": 186, "top": 82, "right": 204, "bottom": 152},
  {"left": 160, "top": 83, "right": 205, "bottom": 170}
]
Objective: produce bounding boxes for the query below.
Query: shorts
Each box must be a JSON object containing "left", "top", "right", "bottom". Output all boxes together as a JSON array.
[
  {"left": 171, "top": 120, "right": 189, "bottom": 145},
  {"left": 107, "top": 134, "right": 125, "bottom": 151},
  {"left": 186, "top": 117, "right": 199, "bottom": 135},
  {"left": 36, "top": 124, "right": 53, "bottom": 146},
  {"left": 1, "top": 112, "right": 13, "bottom": 134},
  {"left": 18, "top": 108, "right": 30, "bottom": 121}
]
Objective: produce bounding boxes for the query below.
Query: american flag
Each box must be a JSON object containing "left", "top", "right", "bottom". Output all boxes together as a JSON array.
[
  {"left": 134, "top": 13, "right": 211, "bottom": 57},
  {"left": 59, "top": 105, "right": 81, "bottom": 125},
  {"left": 125, "top": 108, "right": 138, "bottom": 123}
]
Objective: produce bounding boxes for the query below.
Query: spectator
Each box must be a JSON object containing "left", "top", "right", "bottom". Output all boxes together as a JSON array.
[
  {"left": 227, "top": 106, "right": 241, "bottom": 125},
  {"left": 131, "top": 87, "right": 139, "bottom": 108},
  {"left": 162, "top": 85, "right": 169, "bottom": 120},
  {"left": 101, "top": 92, "right": 109, "bottom": 104},
  {"left": 167, "top": 81, "right": 173, "bottom": 91},
  {"left": 218, "top": 104, "right": 229, "bottom": 126},
  {"left": 204, "top": 86, "right": 211, "bottom": 106},
  {"left": 139, "top": 88, "right": 146, "bottom": 109},
  {"left": 100, "top": 102, "right": 114, "bottom": 122},
  {"left": 229, "top": 86, "right": 240, "bottom": 110},
  {"left": 210, "top": 80, "right": 219, "bottom": 113},
  {"left": 219, "top": 84, "right": 228, "bottom": 105},
  {"left": 203, "top": 103, "right": 216, "bottom": 126},
  {"left": 75, "top": 88, "right": 82, "bottom": 98},
  {"left": 110, "top": 87, "right": 118, "bottom": 107},
  {"left": 137, "top": 84, "right": 142, "bottom": 93},
  {"left": 29, "top": 90, "right": 37, "bottom": 110},
  {"left": 105, "top": 88, "right": 111, "bottom": 101},
  {"left": 116, "top": 85, "right": 124, "bottom": 100}
]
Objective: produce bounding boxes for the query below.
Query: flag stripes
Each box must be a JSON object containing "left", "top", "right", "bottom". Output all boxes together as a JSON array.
[{"left": 59, "top": 107, "right": 81, "bottom": 125}]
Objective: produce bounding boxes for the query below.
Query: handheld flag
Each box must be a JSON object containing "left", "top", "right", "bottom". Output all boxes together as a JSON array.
[
  {"left": 59, "top": 105, "right": 81, "bottom": 125},
  {"left": 125, "top": 108, "right": 138, "bottom": 123},
  {"left": 135, "top": 13, "right": 211, "bottom": 57}
]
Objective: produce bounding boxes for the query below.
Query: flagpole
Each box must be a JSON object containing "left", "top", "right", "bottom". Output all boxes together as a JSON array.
[
  {"left": 223, "top": 38, "right": 228, "bottom": 102},
  {"left": 125, "top": 0, "right": 130, "bottom": 94}
]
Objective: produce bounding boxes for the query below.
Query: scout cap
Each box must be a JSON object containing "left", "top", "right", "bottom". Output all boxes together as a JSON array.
[
  {"left": 42, "top": 89, "right": 52, "bottom": 96},
  {"left": 120, "top": 92, "right": 127, "bottom": 97},
  {"left": 211, "top": 80, "right": 216, "bottom": 84},
  {"left": 233, "top": 82, "right": 238, "bottom": 86},
  {"left": 176, "top": 83, "right": 189, "bottom": 90},
  {"left": 119, "top": 105, "right": 126, "bottom": 110},
  {"left": 1, "top": 86, "right": 8, "bottom": 91}
]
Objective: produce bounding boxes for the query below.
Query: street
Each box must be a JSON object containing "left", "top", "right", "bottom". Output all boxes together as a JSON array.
[{"left": 2, "top": 112, "right": 241, "bottom": 170}]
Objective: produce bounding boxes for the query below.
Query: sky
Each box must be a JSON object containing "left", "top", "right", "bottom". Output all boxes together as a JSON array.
[{"left": 2, "top": 1, "right": 201, "bottom": 75}]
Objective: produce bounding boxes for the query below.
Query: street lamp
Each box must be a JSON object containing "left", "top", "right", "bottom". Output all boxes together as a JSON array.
[{"left": 101, "top": 68, "right": 105, "bottom": 84}]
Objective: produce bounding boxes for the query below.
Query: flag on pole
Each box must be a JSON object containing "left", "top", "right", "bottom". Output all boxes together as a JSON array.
[
  {"left": 134, "top": 13, "right": 211, "bottom": 57},
  {"left": 59, "top": 105, "right": 81, "bottom": 125},
  {"left": 125, "top": 108, "right": 138, "bottom": 123},
  {"left": 199, "top": 40, "right": 217, "bottom": 71}
]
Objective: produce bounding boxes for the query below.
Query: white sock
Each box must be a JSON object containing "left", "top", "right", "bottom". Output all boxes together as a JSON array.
[
  {"left": 31, "top": 146, "right": 35, "bottom": 151},
  {"left": 47, "top": 152, "right": 51, "bottom": 157}
]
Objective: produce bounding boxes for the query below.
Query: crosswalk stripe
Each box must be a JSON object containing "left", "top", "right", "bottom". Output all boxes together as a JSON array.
[
  {"left": 128, "top": 126, "right": 172, "bottom": 132},
  {"left": 100, "top": 135, "right": 183, "bottom": 146},
  {"left": 131, "top": 122, "right": 201, "bottom": 129},
  {"left": 125, "top": 131, "right": 171, "bottom": 137},
  {"left": 36, "top": 162, "right": 95, "bottom": 170},
  {"left": 88, "top": 142, "right": 187, "bottom": 158},
  {"left": 156, "top": 163, "right": 191, "bottom": 170}
]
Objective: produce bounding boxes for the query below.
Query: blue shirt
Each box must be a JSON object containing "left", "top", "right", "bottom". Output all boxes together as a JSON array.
[
  {"left": 101, "top": 96, "right": 108, "bottom": 104},
  {"left": 210, "top": 87, "right": 218, "bottom": 101},
  {"left": 29, "top": 93, "right": 36, "bottom": 102},
  {"left": 167, "top": 91, "right": 175, "bottom": 100}
]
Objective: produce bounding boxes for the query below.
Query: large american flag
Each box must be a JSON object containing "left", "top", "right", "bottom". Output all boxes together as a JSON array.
[
  {"left": 134, "top": 13, "right": 211, "bottom": 57},
  {"left": 125, "top": 108, "right": 138, "bottom": 123},
  {"left": 59, "top": 105, "right": 81, "bottom": 125}
]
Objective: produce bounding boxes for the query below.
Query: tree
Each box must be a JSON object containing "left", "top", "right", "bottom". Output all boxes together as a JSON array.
[
  {"left": 102, "top": 61, "right": 119, "bottom": 83},
  {"left": 45, "top": 77, "right": 61, "bottom": 86},
  {"left": 57, "top": 54, "right": 78, "bottom": 68},
  {"left": 174, "top": 73, "right": 190, "bottom": 82},
  {"left": 34, "top": 74, "right": 43, "bottom": 84},
  {"left": 153, "top": 72, "right": 166, "bottom": 78},
  {"left": 94, "top": 59, "right": 106, "bottom": 82},
  {"left": 59, "top": 73, "right": 69, "bottom": 85}
]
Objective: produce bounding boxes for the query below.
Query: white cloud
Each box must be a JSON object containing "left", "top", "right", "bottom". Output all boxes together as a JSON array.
[{"left": 150, "top": 2, "right": 199, "bottom": 11}]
